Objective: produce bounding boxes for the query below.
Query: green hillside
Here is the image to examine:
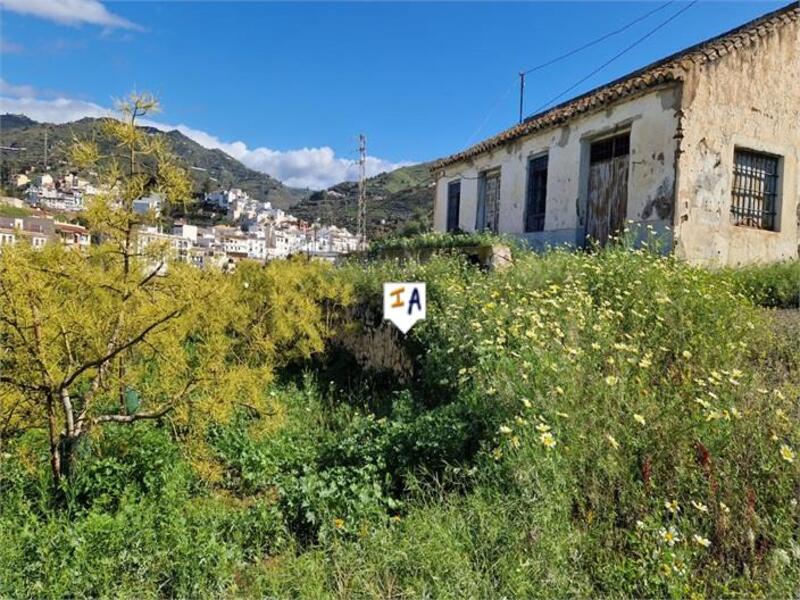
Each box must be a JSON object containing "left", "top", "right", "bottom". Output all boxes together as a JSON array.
[
  {"left": 0, "top": 114, "right": 435, "bottom": 234},
  {"left": 0, "top": 115, "right": 309, "bottom": 209},
  {"left": 291, "top": 161, "right": 435, "bottom": 236}
]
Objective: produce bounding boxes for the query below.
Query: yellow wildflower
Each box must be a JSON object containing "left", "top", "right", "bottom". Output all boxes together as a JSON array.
[
  {"left": 606, "top": 434, "right": 620, "bottom": 450},
  {"left": 605, "top": 375, "right": 619, "bottom": 386},
  {"left": 780, "top": 444, "right": 795, "bottom": 463},
  {"left": 539, "top": 432, "right": 556, "bottom": 449},
  {"left": 719, "top": 502, "right": 730, "bottom": 514},
  {"left": 633, "top": 414, "right": 646, "bottom": 425},
  {"left": 333, "top": 518, "right": 345, "bottom": 530},
  {"left": 499, "top": 425, "right": 513, "bottom": 435},
  {"left": 692, "top": 534, "right": 711, "bottom": 548},
  {"left": 665, "top": 499, "right": 680, "bottom": 514},
  {"left": 659, "top": 526, "right": 680, "bottom": 546},
  {"left": 535, "top": 423, "right": 551, "bottom": 433},
  {"left": 691, "top": 500, "right": 709, "bottom": 513}
]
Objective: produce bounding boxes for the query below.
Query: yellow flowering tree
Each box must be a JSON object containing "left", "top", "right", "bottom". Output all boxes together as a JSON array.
[{"left": 0, "top": 93, "right": 351, "bottom": 488}]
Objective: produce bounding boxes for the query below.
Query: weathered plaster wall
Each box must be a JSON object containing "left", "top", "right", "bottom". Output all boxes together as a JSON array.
[
  {"left": 433, "top": 85, "right": 681, "bottom": 249},
  {"left": 674, "top": 19, "right": 800, "bottom": 265}
]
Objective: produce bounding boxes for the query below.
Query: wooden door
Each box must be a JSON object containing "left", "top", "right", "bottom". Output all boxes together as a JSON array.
[
  {"left": 586, "top": 133, "right": 630, "bottom": 247},
  {"left": 478, "top": 170, "right": 501, "bottom": 233}
]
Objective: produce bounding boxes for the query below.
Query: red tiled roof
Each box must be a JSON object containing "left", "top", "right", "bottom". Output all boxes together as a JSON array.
[
  {"left": 54, "top": 223, "right": 88, "bottom": 235},
  {"left": 433, "top": 2, "right": 799, "bottom": 170}
]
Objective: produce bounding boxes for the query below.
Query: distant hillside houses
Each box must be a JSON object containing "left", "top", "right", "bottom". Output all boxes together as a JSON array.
[
  {"left": 18, "top": 172, "right": 106, "bottom": 213},
  {"left": 135, "top": 217, "right": 359, "bottom": 269},
  {"left": 0, "top": 215, "right": 91, "bottom": 250},
  {"left": 3, "top": 170, "right": 361, "bottom": 265}
]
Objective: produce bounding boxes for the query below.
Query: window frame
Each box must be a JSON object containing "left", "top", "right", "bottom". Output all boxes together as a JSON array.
[
  {"left": 476, "top": 168, "right": 501, "bottom": 233},
  {"left": 525, "top": 152, "right": 549, "bottom": 233},
  {"left": 446, "top": 180, "right": 461, "bottom": 232},
  {"left": 730, "top": 148, "right": 781, "bottom": 232}
]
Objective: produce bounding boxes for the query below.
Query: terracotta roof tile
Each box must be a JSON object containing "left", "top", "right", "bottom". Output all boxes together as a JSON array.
[{"left": 433, "top": 2, "right": 799, "bottom": 170}]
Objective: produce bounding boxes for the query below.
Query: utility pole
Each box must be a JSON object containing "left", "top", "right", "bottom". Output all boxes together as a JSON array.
[
  {"left": 356, "top": 134, "right": 367, "bottom": 250},
  {"left": 518, "top": 72, "right": 525, "bottom": 124},
  {"left": 44, "top": 129, "right": 48, "bottom": 171}
]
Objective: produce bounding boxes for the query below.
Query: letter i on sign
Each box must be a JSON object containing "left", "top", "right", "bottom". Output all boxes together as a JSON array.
[{"left": 384, "top": 282, "right": 426, "bottom": 333}]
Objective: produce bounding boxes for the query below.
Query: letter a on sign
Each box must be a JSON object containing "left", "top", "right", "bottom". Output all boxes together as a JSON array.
[{"left": 383, "top": 282, "right": 426, "bottom": 334}]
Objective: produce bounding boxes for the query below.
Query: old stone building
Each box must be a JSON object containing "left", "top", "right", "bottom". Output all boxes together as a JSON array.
[{"left": 431, "top": 3, "right": 800, "bottom": 265}]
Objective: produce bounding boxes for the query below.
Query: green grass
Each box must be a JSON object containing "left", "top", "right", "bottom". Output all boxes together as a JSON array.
[
  {"left": 0, "top": 203, "right": 32, "bottom": 218},
  {"left": 1, "top": 243, "right": 799, "bottom": 598},
  {"left": 725, "top": 260, "right": 800, "bottom": 308}
]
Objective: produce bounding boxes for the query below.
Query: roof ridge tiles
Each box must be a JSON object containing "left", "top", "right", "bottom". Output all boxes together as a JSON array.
[{"left": 433, "top": 1, "right": 799, "bottom": 170}]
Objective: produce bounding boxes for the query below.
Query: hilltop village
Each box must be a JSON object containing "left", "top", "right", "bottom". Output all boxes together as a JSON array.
[{"left": 1, "top": 169, "right": 360, "bottom": 266}]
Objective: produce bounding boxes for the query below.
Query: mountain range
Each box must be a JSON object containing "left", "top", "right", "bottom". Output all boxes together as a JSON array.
[{"left": 0, "top": 115, "right": 434, "bottom": 235}]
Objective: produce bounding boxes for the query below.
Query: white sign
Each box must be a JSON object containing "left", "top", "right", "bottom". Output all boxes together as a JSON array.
[{"left": 383, "top": 282, "right": 426, "bottom": 334}]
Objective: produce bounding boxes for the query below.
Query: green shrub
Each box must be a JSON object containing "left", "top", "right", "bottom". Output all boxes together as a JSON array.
[
  {"left": 2, "top": 244, "right": 799, "bottom": 597},
  {"left": 726, "top": 260, "right": 800, "bottom": 308}
]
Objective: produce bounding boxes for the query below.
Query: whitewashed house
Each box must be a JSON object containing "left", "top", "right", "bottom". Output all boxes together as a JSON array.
[{"left": 432, "top": 3, "right": 800, "bottom": 265}]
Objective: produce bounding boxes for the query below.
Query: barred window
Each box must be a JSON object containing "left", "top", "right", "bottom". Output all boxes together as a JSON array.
[
  {"left": 731, "top": 149, "right": 779, "bottom": 231},
  {"left": 589, "top": 132, "right": 629, "bottom": 164}
]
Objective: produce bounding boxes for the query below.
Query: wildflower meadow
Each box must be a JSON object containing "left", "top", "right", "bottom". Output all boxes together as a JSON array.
[{"left": 1, "top": 239, "right": 798, "bottom": 597}]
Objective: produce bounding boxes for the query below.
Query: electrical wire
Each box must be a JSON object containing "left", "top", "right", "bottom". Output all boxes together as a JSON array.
[
  {"left": 452, "top": 0, "right": 697, "bottom": 182},
  {"left": 532, "top": 0, "right": 698, "bottom": 114},
  {"left": 521, "top": 0, "right": 676, "bottom": 76},
  {"left": 463, "top": 78, "right": 518, "bottom": 149}
]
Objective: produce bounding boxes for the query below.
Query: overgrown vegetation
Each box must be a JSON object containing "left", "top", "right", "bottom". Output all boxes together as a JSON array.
[
  {"left": 0, "top": 202, "right": 32, "bottom": 218},
  {"left": 2, "top": 240, "right": 798, "bottom": 597},
  {"left": 727, "top": 260, "right": 800, "bottom": 308},
  {"left": 369, "top": 230, "right": 505, "bottom": 254}
]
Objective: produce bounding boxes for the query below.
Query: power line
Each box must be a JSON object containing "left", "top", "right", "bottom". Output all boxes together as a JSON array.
[
  {"left": 464, "top": 78, "right": 517, "bottom": 148},
  {"left": 532, "top": 1, "right": 698, "bottom": 115},
  {"left": 520, "top": 1, "right": 676, "bottom": 77},
  {"left": 465, "top": 0, "right": 694, "bottom": 149}
]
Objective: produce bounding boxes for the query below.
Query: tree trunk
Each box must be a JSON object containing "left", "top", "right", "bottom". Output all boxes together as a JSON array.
[
  {"left": 48, "top": 411, "right": 63, "bottom": 488},
  {"left": 47, "top": 394, "right": 80, "bottom": 488}
]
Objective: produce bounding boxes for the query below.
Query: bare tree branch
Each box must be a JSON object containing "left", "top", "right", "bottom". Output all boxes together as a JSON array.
[
  {"left": 61, "top": 308, "right": 181, "bottom": 390},
  {"left": 93, "top": 405, "right": 173, "bottom": 424}
]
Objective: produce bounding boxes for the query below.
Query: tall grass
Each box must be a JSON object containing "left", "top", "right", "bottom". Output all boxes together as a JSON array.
[{"left": 1, "top": 246, "right": 798, "bottom": 597}]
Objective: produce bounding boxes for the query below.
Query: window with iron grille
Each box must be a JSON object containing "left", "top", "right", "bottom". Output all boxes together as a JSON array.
[
  {"left": 446, "top": 180, "right": 461, "bottom": 232},
  {"left": 525, "top": 154, "right": 548, "bottom": 232},
  {"left": 589, "top": 132, "right": 630, "bottom": 164},
  {"left": 731, "top": 149, "right": 779, "bottom": 231}
]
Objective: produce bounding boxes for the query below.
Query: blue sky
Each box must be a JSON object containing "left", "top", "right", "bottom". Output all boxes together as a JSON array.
[{"left": 0, "top": 0, "right": 787, "bottom": 188}]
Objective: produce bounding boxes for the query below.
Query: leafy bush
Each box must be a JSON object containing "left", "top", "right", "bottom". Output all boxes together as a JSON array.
[
  {"left": 2, "top": 243, "right": 799, "bottom": 597},
  {"left": 368, "top": 230, "right": 515, "bottom": 255},
  {"left": 726, "top": 260, "right": 800, "bottom": 308},
  {"left": 265, "top": 245, "right": 800, "bottom": 597}
]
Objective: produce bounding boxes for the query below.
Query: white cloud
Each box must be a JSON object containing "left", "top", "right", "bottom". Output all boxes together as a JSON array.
[
  {"left": 0, "top": 0, "right": 142, "bottom": 30},
  {"left": 0, "top": 92, "right": 112, "bottom": 121},
  {"left": 164, "top": 123, "right": 414, "bottom": 189},
  {"left": 0, "top": 90, "right": 413, "bottom": 190},
  {"left": 0, "top": 79, "right": 39, "bottom": 99}
]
